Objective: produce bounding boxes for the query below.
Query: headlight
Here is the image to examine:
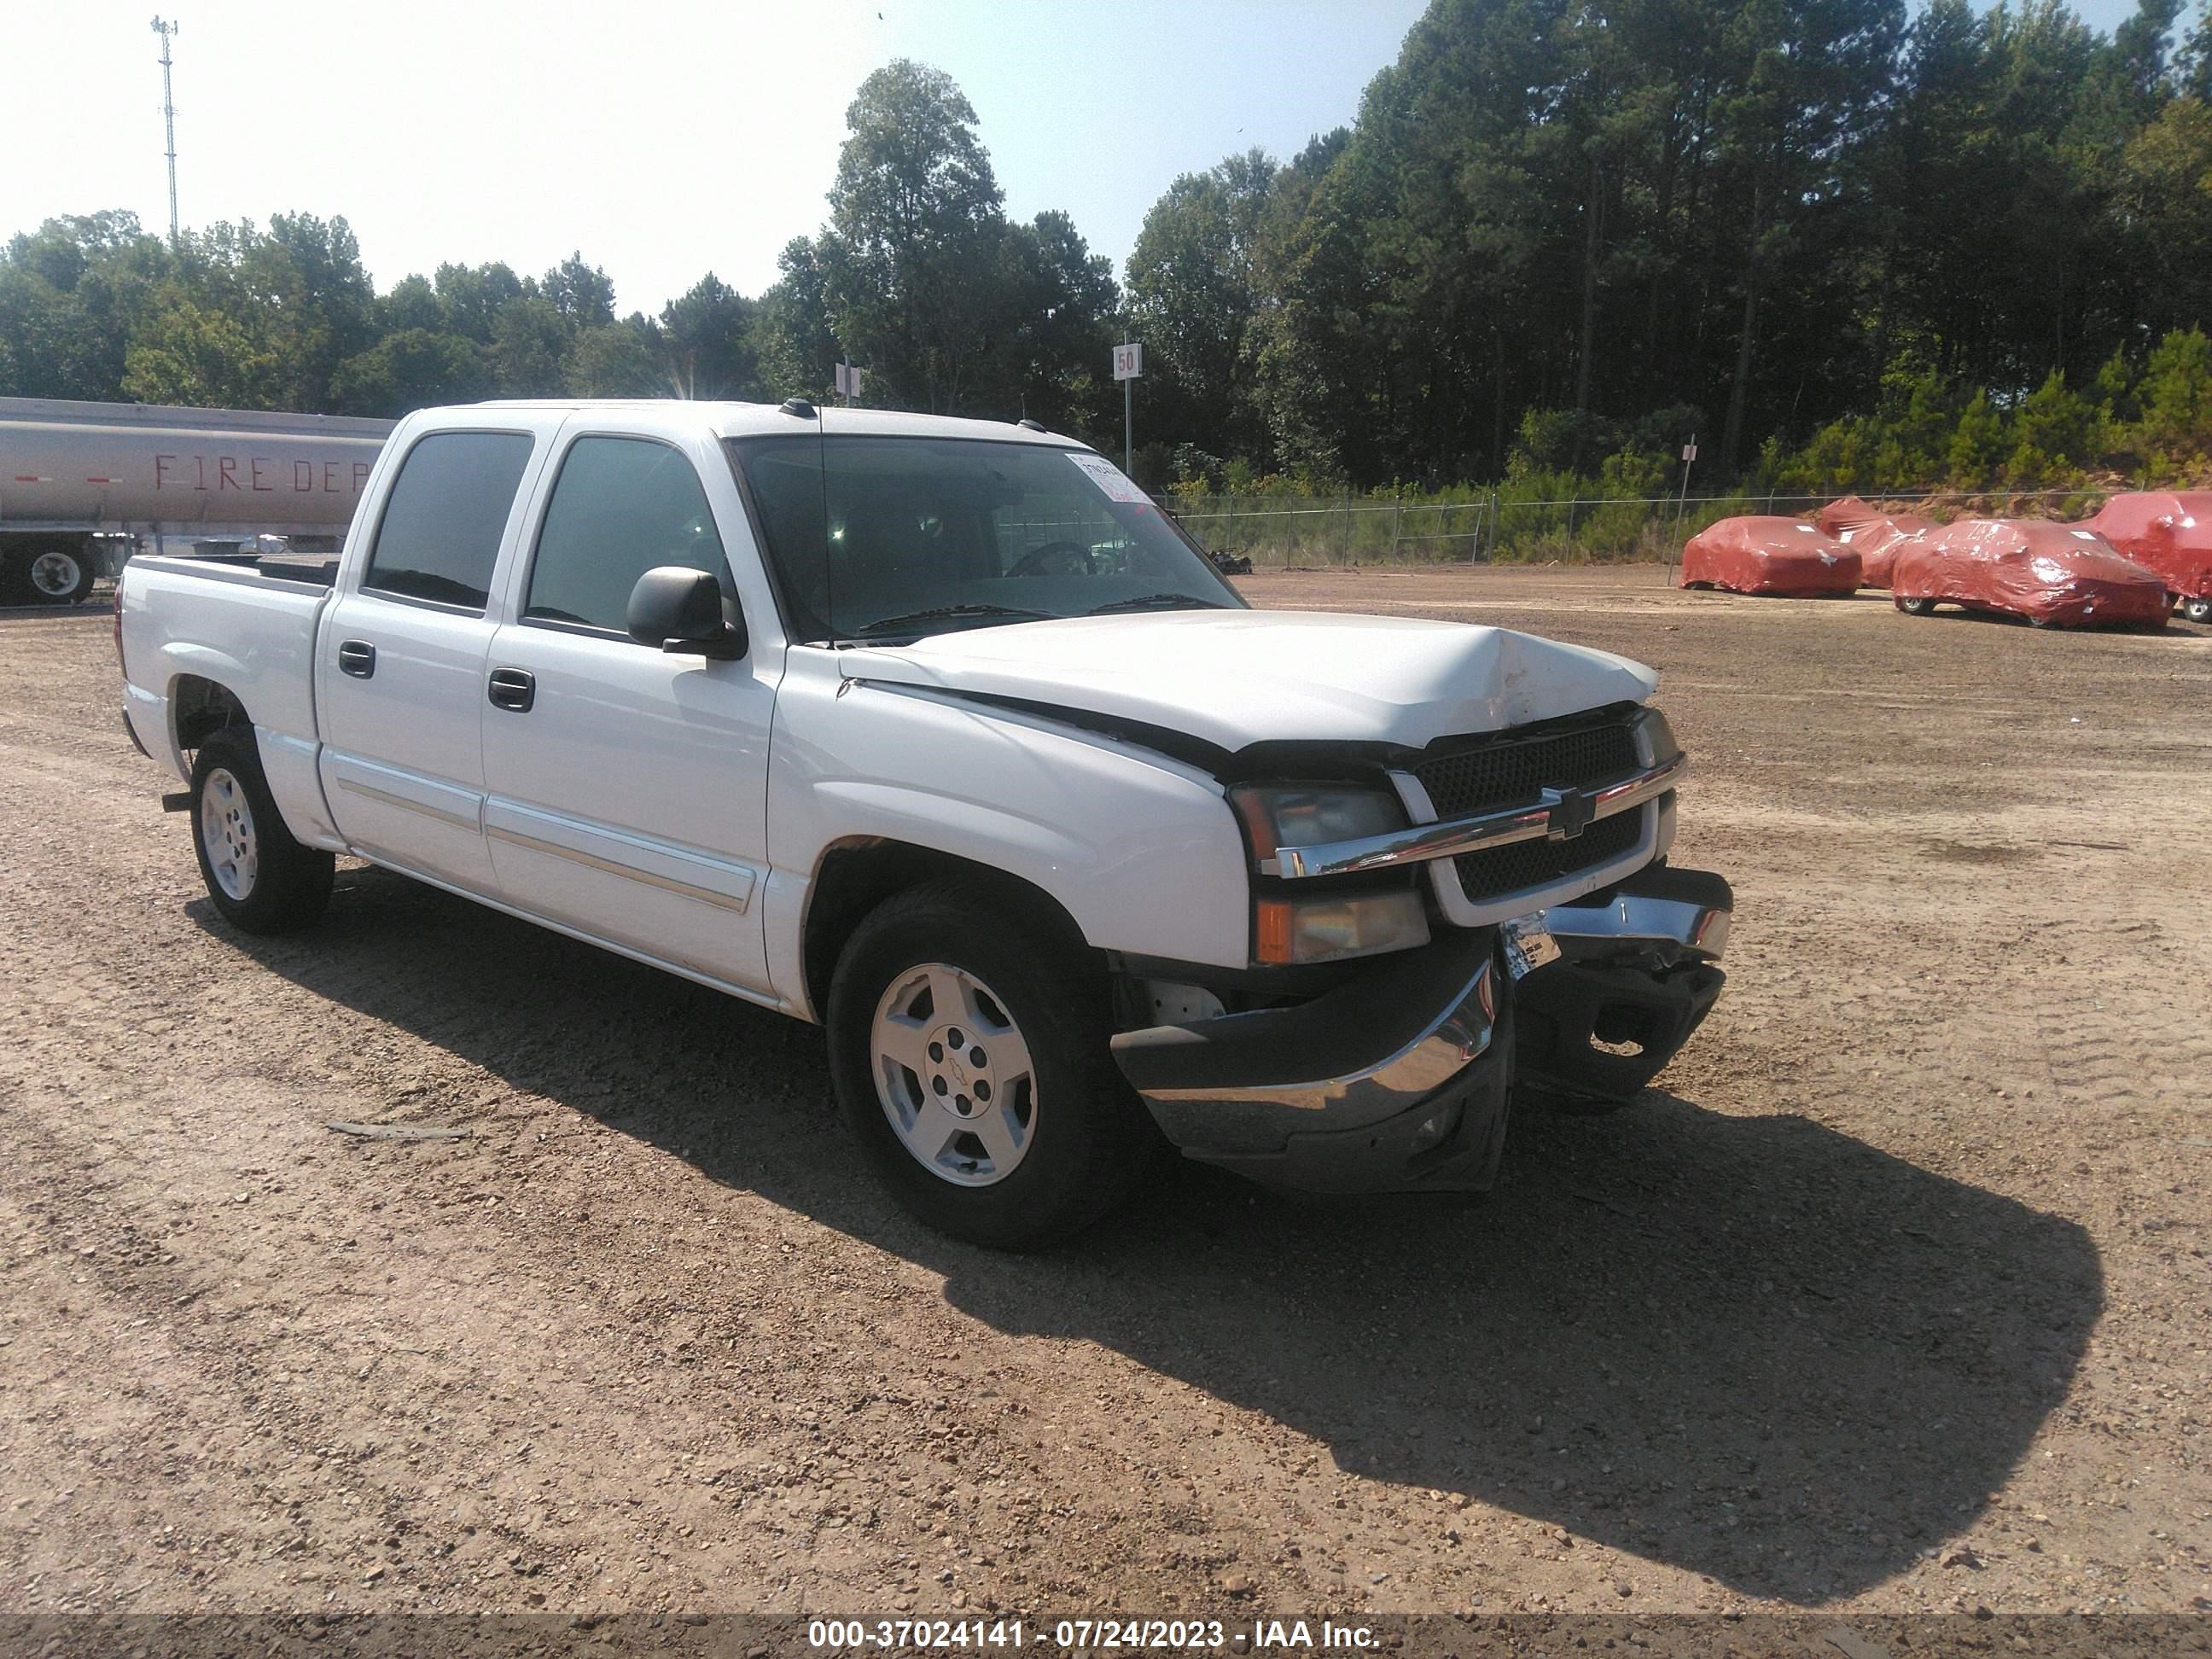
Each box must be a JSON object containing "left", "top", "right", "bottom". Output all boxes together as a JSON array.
[
  {"left": 1229, "top": 784, "right": 1429, "bottom": 964},
  {"left": 1632, "top": 706, "right": 1680, "bottom": 767},
  {"left": 1229, "top": 784, "right": 1406, "bottom": 864}
]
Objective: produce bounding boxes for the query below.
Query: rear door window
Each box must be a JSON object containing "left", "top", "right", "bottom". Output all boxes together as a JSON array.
[
  {"left": 362, "top": 431, "right": 534, "bottom": 611},
  {"left": 524, "top": 437, "right": 727, "bottom": 635}
]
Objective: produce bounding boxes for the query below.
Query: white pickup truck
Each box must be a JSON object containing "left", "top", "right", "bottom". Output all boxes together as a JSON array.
[{"left": 118, "top": 399, "right": 1732, "bottom": 1246}]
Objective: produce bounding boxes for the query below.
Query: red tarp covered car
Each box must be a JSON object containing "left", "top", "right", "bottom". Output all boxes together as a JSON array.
[
  {"left": 2071, "top": 492, "right": 2212, "bottom": 622},
  {"left": 1891, "top": 519, "right": 2170, "bottom": 629},
  {"left": 1678, "top": 516, "right": 1862, "bottom": 596},
  {"left": 1813, "top": 495, "right": 1936, "bottom": 590}
]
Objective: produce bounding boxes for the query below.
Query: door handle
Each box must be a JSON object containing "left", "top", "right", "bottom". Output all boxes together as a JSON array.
[
  {"left": 337, "top": 640, "right": 375, "bottom": 678},
  {"left": 487, "top": 667, "right": 536, "bottom": 713}
]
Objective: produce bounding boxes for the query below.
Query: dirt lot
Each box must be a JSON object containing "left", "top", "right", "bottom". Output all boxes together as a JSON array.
[{"left": 2, "top": 567, "right": 2208, "bottom": 1624}]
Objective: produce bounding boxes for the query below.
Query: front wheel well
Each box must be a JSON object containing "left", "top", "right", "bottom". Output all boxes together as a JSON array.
[
  {"left": 171, "top": 675, "right": 252, "bottom": 753},
  {"left": 800, "top": 840, "right": 1092, "bottom": 1022}
]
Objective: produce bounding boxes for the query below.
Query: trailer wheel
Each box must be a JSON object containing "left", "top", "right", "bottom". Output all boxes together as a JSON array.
[
  {"left": 189, "top": 726, "right": 335, "bottom": 934},
  {"left": 15, "top": 541, "right": 98, "bottom": 605}
]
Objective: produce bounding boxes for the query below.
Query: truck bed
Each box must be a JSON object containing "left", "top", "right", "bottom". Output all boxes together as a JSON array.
[{"left": 119, "top": 554, "right": 335, "bottom": 769}]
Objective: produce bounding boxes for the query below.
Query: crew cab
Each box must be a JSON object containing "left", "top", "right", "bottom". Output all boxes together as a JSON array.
[{"left": 118, "top": 399, "right": 1732, "bottom": 1247}]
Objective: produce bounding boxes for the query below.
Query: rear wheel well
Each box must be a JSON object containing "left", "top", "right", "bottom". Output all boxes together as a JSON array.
[
  {"left": 801, "top": 840, "right": 1091, "bottom": 1022},
  {"left": 171, "top": 676, "right": 252, "bottom": 753}
]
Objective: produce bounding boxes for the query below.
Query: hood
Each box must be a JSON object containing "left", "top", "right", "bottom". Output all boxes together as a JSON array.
[{"left": 836, "top": 608, "right": 1658, "bottom": 753}]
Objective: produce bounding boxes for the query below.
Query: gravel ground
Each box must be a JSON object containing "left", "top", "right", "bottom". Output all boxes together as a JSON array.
[{"left": 1, "top": 568, "right": 2207, "bottom": 1626}]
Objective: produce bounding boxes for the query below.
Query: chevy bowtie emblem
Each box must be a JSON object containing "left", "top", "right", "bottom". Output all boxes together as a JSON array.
[{"left": 1544, "top": 786, "right": 1594, "bottom": 841}]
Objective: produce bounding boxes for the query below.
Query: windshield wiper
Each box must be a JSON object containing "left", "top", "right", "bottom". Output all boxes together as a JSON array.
[
  {"left": 848, "top": 602, "right": 1052, "bottom": 638},
  {"left": 1085, "top": 592, "right": 1225, "bottom": 615}
]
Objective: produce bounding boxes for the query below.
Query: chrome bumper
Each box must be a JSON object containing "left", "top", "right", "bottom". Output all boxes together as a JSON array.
[
  {"left": 1108, "top": 864, "right": 1735, "bottom": 1190},
  {"left": 1515, "top": 865, "right": 1732, "bottom": 1105},
  {"left": 1109, "top": 933, "right": 1513, "bottom": 1192}
]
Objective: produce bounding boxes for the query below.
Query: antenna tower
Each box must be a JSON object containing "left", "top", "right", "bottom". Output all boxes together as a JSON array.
[{"left": 151, "top": 16, "right": 180, "bottom": 244}]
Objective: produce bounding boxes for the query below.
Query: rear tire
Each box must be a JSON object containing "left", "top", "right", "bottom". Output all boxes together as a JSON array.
[
  {"left": 2186, "top": 597, "right": 2212, "bottom": 624},
  {"left": 189, "top": 726, "right": 335, "bottom": 934},
  {"left": 826, "top": 878, "right": 1152, "bottom": 1249},
  {"left": 1895, "top": 596, "right": 1936, "bottom": 616}
]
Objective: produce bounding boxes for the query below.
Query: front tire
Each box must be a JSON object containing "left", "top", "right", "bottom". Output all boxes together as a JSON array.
[
  {"left": 826, "top": 879, "right": 1151, "bottom": 1249},
  {"left": 2186, "top": 597, "right": 2212, "bottom": 624},
  {"left": 189, "top": 726, "right": 335, "bottom": 934},
  {"left": 1895, "top": 596, "right": 1937, "bottom": 616}
]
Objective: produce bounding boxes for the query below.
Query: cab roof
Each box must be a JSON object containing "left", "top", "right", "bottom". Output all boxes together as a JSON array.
[{"left": 453, "top": 398, "right": 1091, "bottom": 450}]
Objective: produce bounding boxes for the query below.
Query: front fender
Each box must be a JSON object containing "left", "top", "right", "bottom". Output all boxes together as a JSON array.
[{"left": 765, "top": 648, "right": 1252, "bottom": 998}]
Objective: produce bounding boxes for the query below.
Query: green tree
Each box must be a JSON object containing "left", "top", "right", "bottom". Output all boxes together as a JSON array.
[
  {"left": 543, "top": 252, "right": 618, "bottom": 327},
  {"left": 2118, "top": 96, "right": 2212, "bottom": 345},
  {"left": 1000, "top": 210, "right": 1121, "bottom": 439},
  {"left": 122, "top": 296, "right": 279, "bottom": 406},
  {"left": 243, "top": 212, "right": 377, "bottom": 410},
  {"left": 661, "top": 274, "right": 762, "bottom": 399},
  {"left": 817, "top": 60, "right": 1019, "bottom": 414},
  {"left": 329, "top": 328, "right": 490, "bottom": 416},
  {"left": 433, "top": 262, "right": 527, "bottom": 343},
  {"left": 1126, "top": 150, "right": 1278, "bottom": 455},
  {"left": 1947, "top": 388, "right": 2007, "bottom": 482},
  {"left": 1708, "top": 0, "right": 1907, "bottom": 470},
  {"left": 566, "top": 315, "right": 663, "bottom": 397},
  {"left": 754, "top": 236, "right": 842, "bottom": 402},
  {"left": 2011, "top": 369, "right": 2100, "bottom": 469},
  {"left": 2137, "top": 324, "right": 2212, "bottom": 454},
  {"left": 0, "top": 212, "right": 170, "bottom": 399},
  {"left": 489, "top": 296, "right": 570, "bottom": 396}
]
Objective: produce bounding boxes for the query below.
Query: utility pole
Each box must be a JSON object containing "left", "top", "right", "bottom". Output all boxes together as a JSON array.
[
  {"left": 1672, "top": 432, "right": 1697, "bottom": 579},
  {"left": 151, "top": 16, "right": 181, "bottom": 246}
]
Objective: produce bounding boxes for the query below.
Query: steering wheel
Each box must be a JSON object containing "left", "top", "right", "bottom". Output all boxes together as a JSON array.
[{"left": 1007, "top": 539, "right": 1100, "bottom": 578}]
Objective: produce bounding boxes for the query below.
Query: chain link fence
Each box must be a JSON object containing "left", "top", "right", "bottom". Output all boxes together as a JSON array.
[{"left": 1162, "top": 486, "right": 2112, "bottom": 568}]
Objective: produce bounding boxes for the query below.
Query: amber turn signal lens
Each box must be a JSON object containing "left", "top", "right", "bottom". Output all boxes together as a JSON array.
[
  {"left": 1254, "top": 892, "right": 1429, "bottom": 965},
  {"left": 1232, "top": 791, "right": 1280, "bottom": 860}
]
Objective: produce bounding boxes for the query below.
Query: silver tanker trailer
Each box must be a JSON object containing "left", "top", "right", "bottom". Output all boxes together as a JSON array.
[{"left": 0, "top": 397, "right": 393, "bottom": 605}]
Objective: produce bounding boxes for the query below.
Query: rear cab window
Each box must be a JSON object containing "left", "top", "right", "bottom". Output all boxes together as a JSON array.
[{"left": 362, "top": 431, "right": 535, "bottom": 611}]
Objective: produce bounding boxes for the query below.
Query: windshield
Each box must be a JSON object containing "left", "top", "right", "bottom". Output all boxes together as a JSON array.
[{"left": 725, "top": 434, "right": 1243, "bottom": 643}]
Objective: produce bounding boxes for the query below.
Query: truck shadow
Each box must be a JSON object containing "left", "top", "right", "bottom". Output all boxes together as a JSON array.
[{"left": 206, "top": 867, "right": 2102, "bottom": 1606}]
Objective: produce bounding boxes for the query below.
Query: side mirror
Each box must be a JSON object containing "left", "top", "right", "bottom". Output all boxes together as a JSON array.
[{"left": 627, "top": 566, "right": 746, "bottom": 659}]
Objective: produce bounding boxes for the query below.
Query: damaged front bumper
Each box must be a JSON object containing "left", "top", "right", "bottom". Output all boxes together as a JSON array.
[
  {"left": 1515, "top": 864, "right": 1732, "bottom": 1107},
  {"left": 1108, "top": 864, "right": 1732, "bottom": 1192}
]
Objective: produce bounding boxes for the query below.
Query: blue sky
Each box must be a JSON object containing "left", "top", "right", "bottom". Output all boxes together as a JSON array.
[{"left": 0, "top": 1, "right": 2171, "bottom": 318}]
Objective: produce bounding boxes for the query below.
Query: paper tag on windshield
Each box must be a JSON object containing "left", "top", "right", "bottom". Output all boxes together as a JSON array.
[{"left": 1068, "top": 453, "right": 1150, "bottom": 504}]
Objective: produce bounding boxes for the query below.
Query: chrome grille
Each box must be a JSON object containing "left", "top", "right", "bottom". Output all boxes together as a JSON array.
[
  {"left": 1407, "top": 713, "right": 1647, "bottom": 904},
  {"left": 1451, "top": 809, "right": 1644, "bottom": 902},
  {"left": 1409, "top": 718, "right": 1640, "bottom": 819}
]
